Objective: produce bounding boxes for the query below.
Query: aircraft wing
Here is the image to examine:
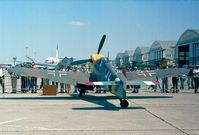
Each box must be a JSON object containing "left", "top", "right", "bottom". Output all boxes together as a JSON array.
[
  {"left": 155, "top": 68, "right": 190, "bottom": 78},
  {"left": 125, "top": 70, "right": 157, "bottom": 81},
  {"left": 126, "top": 81, "right": 159, "bottom": 85},
  {"left": 7, "top": 67, "right": 89, "bottom": 85},
  {"left": 125, "top": 68, "right": 190, "bottom": 81}
]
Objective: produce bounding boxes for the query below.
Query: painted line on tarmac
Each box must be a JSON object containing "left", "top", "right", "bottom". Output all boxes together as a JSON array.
[
  {"left": 130, "top": 100, "right": 190, "bottom": 135},
  {"left": 0, "top": 118, "right": 25, "bottom": 125}
]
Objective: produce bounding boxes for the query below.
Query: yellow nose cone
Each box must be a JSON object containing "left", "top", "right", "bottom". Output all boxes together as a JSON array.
[
  {"left": 91, "top": 54, "right": 104, "bottom": 63},
  {"left": 115, "top": 77, "right": 120, "bottom": 82}
]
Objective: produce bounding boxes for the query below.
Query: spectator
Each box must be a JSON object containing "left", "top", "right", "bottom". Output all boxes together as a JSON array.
[
  {"left": 172, "top": 66, "right": 179, "bottom": 93},
  {"left": 30, "top": 77, "right": 37, "bottom": 93},
  {"left": 187, "top": 67, "right": 194, "bottom": 89},
  {"left": 179, "top": 74, "right": 186, "bottom": 90},
  {"left": 161, "top": 66, "right": 169, "bottom": 93},
  {"left": 10, "top": 72, "right": 18, "bottom": 93},
  {"left": 193, "top": 65, "right": 199, "bottom": 93},
  {"left": 0, "top": 65, "right": 5, "bottom": 93}
]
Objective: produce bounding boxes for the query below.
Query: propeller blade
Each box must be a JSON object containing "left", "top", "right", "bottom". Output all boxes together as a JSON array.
[
  {"left": 97, "top": 35, "right": 106, "bottom": 54},
  {"left": 71, "top": 59, "right": 91, "bottom": 66}
]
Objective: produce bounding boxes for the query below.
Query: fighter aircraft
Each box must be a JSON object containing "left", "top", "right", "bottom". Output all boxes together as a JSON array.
[{"left": 8, "top": 35, "right": 159, "bottom": 108}]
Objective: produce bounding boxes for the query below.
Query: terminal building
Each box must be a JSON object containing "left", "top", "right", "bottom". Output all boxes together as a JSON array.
[
  {"left": 133, "top": 47, "right": 150, "bottom": 68},
  {"left": 115, "top": 52, "right": 125, "bottom": 69},
  {"left": 114, "top": 29, "right": 199, "bottom": 69},
  {"left": 148, "top": 41, "right": 177, "bottom": 68},
  {"left": 115, "top": 50, "right": 134, "bottom": 69},
  {"left": 176, "top": 29, "right": 199, "bottom": 67},
  {"left": 123, "top": 50, "right": 134, "bottom": 68}
]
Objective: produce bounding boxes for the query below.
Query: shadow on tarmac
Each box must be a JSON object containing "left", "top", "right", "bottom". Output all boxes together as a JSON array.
[{"left": 0, "top": 94, "right": 172, "bottom": 111}]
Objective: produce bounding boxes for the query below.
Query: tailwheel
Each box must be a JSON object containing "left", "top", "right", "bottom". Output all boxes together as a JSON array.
[
  {"left": 120, "top": 99, "right": 129, "bottom": 108},
  {"left": 79, "top": 89, "right": 86, "bottom": 97}
]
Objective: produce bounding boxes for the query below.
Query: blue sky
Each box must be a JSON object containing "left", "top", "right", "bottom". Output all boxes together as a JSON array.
[{"left": 0, "top": 0, "right": 199, "bottom": 63}]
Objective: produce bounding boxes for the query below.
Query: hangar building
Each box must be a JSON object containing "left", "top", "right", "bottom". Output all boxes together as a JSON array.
[{"left": 176, "top": 29, "right": 199, "bottom": 67}]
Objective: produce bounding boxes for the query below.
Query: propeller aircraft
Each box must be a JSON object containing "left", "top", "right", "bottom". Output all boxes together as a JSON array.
[{"left": 8, "top": 35, "right": 160, "bottom": 108}]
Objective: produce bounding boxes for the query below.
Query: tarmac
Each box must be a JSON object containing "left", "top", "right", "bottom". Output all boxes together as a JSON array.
[{"left": 0, "top": 89, "right": 199, "bottom": 135}]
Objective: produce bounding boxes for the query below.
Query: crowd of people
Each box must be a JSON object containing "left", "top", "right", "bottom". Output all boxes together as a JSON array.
[
  {"left": 159, "top": 65, "right": 199, "bottom": 93},
  {"left": 0, "top": 64, "right": 89, "bottom": 94},
  {"left": 0, "top": 64, "right": 199, "bottom": 94},
  {"left": 123, "top": 65, "right": 199, "bottom": 94}
]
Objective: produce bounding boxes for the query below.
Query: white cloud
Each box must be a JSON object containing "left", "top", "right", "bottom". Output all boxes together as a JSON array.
[{"left": 69, "top": 21, "right": 88, "bottom": 27}]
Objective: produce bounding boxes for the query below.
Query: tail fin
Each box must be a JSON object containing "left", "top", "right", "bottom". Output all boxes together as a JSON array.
[
  {"left": 55, "top": 57, "right": 73, "bottom": 70},
  {"left": 56, "top": 45, "right": 59, "bottom": 59}
]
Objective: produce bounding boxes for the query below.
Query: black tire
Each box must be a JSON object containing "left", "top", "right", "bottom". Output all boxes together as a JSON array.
[
  {"left": 79, "top": 92, "right": 83, "bottom": 97},
  {"left": 120, "top": 99, "right": 129, "bottom": 108},
  {"left": 79, "top": 89, "right": 86, "bottom": 97}
]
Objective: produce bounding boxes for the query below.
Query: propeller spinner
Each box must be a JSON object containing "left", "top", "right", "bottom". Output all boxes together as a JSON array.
[{"left": 71, "top": 34, "right": 106, "bottom": 65}]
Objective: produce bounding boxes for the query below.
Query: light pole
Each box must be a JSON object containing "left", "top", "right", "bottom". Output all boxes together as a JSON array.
[{"left": 25, "top": 46, "right": 28, "bottom": 57}]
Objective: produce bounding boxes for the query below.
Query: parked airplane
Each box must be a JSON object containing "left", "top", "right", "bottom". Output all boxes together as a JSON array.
[
  {"left": 45, "top": 45, "right": 60, "bottom": 64},
  {"left": 8, "top": 35, "right": 160, "bottom": 108}
]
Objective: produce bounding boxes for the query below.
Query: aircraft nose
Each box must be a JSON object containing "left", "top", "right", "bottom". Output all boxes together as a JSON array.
[{"left": 115, "top": 77, "right": 120, "bottom": 82}]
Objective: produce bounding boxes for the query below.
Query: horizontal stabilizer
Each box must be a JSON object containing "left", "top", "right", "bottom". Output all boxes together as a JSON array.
[
  {"left": 84, "top": 81, "right": 159, "bottom": 86},
  {"left": 85, "top": 81, "right": 115, "bottom": 86},
  {"left": 126, "top": 81, "right": 160, "bottom": 85}
]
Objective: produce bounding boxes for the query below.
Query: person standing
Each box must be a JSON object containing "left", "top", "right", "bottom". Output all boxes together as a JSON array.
[
  {"left": 30, "top": 77, "right": 37, "bottom": 93},
  {"left": 179, "top": 74, "right": 186, "bottom": 90},
  {"left": 155, "top": 76, "right": 162, "bottom": 92},
  {"left": 162, "top": 77, "right": 169, "bottom": 93},
  {"left": 0, "top": 65, "right": 5, "bottom": 93},
  {"left": 172, "top": 66, "right": 179, "bottom": 93},
  {"left": 59, "top": 83, "right": 65, "bottom": 93},
  {"left": 30, "top": 65, "right": 38, "bottom": 93},
  {"left": 193, "top": 65, "right": 199, "bottom": 93},
  {"left": 161, "top": 66, "right": 169, "bottom": 93},
  {"left": 172, "top": 76, "right": 179, "bottom": 93},
  {"left": 10, "top": 72, "right": 18, "bottom": 93},
  {"left": 187, "top": 67, "right": 194, "bottom": 89}
]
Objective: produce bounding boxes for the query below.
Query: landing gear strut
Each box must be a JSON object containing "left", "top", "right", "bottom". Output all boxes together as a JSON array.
[
  {"left": 120, "top": 99, "right": 129, "bottom": 108},
  {"left": 79, "top": 89, "right": 86, "bottom": 97}
]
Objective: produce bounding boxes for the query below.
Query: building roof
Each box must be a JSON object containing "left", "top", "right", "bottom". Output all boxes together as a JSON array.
[
  {"left": 116, "top": 52, "right": 125, "bottom": 59},
  {"left": 139, "top": 47, "right": 150, "bottom": 54},
  {"left": 133, "top": 47, "right": 150, "bottom": 56},
  {"left": 150, "top": 40, "right": 177, "bottom": 51},
  {"left": 177, "top": 29, "right": 199, "bottom": 45},
  {"left": 124, "top": 50, "right": 134, "bottom": 56},
  {"left": 158, "top": 41, "right": 177, "bottom": 49}
]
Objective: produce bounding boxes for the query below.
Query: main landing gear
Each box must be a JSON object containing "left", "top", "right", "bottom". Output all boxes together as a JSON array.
[
  {"left": 120, "top": 99, "right": 129, "bottom": 108},
  {"left": 79, "top": 89, "right": 86, "bottom": 97}
]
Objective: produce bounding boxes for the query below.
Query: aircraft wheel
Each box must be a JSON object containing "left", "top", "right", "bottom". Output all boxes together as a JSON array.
[
  {"left": 120, "top": 99, "right": 129, "bottom": 108},
  {"left": 79, "top": 89, "right": 86, "bottom": 97},
  {"left": 79, "top": 92, "right": 83, "bottom": 97}
]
